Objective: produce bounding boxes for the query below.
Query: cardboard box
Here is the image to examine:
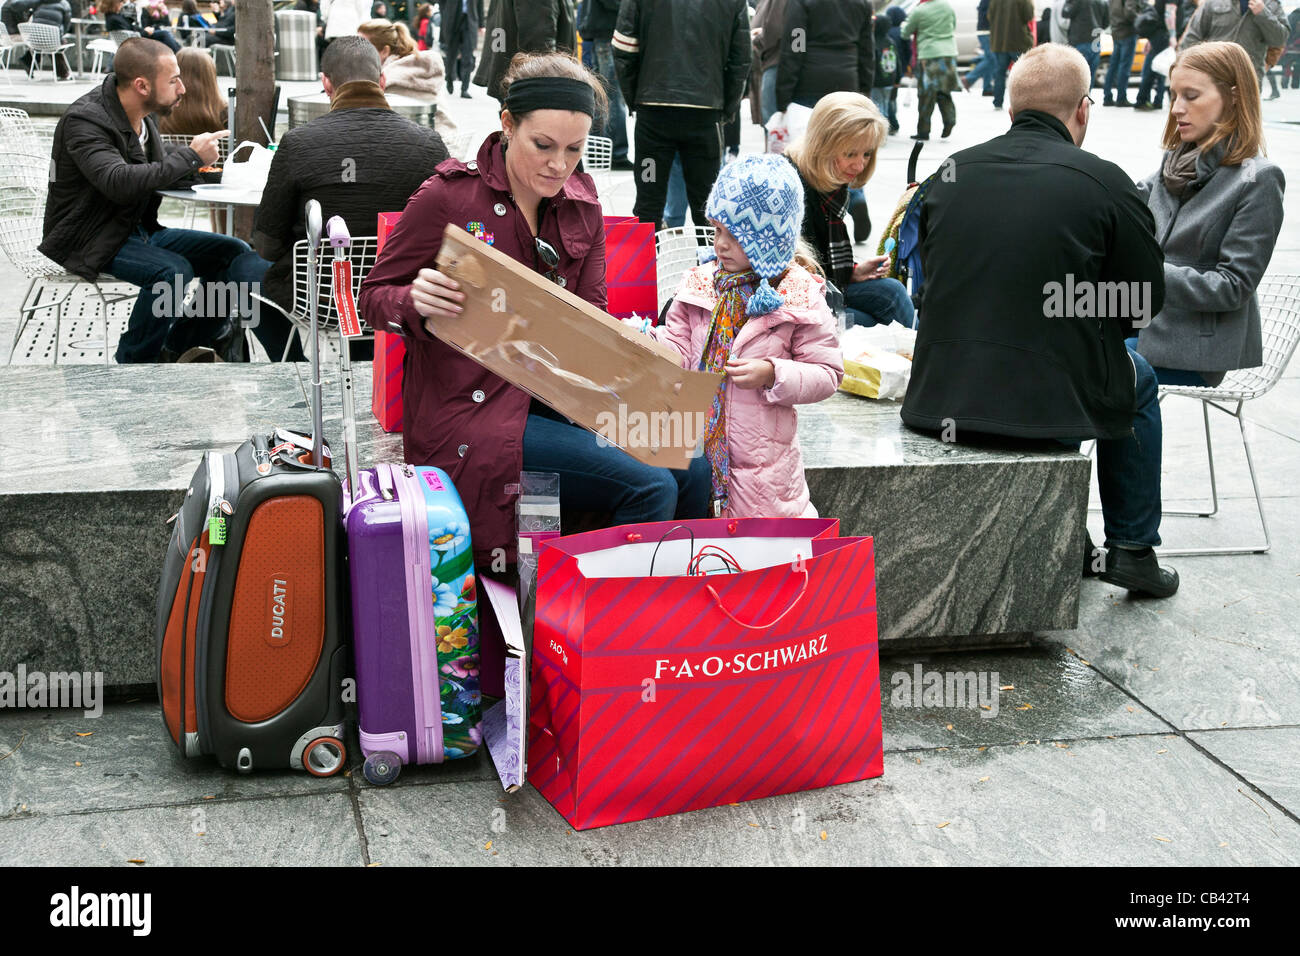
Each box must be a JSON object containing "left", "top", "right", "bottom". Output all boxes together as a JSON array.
[{"left": 433, "top": 224, "right": 720, "bottom": 470}]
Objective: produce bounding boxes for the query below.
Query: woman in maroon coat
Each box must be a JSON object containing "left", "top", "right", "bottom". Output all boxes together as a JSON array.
[{"left": 359, "top": 53, "right": 709, "bottom": 563}]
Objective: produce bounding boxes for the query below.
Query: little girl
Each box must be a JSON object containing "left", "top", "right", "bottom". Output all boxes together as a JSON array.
[{"left": 653, "top": 153, "right": 844, "bottom": 519}]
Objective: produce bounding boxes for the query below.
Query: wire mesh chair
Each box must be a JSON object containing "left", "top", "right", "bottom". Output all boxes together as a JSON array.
[
  {"left": 441, "top": 128, "right": 473, "bottom": 162},
  {"left": 1155, "top": 274, "right": 1300, "bottom": 556},
  {"left": 582, "top": 133, "right": 613, "bottom": 204},
  {"left": 654, "top": 225, "right": 715, "bottom": 313},
  {"left": 0, "top": 150, "right": 137, "bottom": 364},
  {"left": 0, "top": 29, "right": 25, "bottom": 86},
  {"left": 0, "top": 107, "right": 42, "bottom": 149},
  {"left": 86, "top": 35, "right": 119, "bottom": 74},
  {"left": 251, "top": 236, "right": 379, "bottom": 361},
  {"left": 17, "top": 22, "right": 73, "bottom": 81}
]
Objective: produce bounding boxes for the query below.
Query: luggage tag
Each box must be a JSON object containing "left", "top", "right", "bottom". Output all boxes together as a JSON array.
[{"left": 332, "top": 259, "right": 363, "bottom": 339}]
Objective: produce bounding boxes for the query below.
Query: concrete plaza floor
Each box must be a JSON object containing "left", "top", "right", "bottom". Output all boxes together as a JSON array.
[{"left": 0, "top": 69, "right": 1297, "bottom": 866}]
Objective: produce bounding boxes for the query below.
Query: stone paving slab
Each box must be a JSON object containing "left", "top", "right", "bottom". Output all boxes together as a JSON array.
[{"left": 1187, "top": 727, "right": 1300, "bottom": 820}]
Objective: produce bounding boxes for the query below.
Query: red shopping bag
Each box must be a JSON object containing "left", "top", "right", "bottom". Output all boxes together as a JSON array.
[
  {"left": 372, "top": 211, "right": 406, "bottom": 432},
  {"left": 527, "top": 517, "right": 882, "bottom": 830},
  {"left": 603, "top": 215, "right": 657, "bottom": 320}
]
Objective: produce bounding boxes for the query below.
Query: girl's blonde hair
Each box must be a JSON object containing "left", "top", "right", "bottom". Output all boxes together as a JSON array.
[
  {"left": 1162, "top": 41, "right": 1265, "bottom": 165},
  {"left": 786, "top": 91, "right": 888, "bottom": 193},
  {"left": 357, "top": 19, "right": 418, "bottom": 60},
  {"left": 159, "top": 47, "right": 227, "bottom": 136},
  {"left": 792, "top": 238, "right": 824, "bottom": 278}
]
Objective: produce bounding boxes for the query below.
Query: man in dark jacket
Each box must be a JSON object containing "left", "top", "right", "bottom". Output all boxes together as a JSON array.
[
  {"left": 1062, "top": 0, "right": 1107, "bottom": 89},
  {"left": 2, "top": 0, "right": 40, "bottom": 35},
  {"left": 988, "top": 0, "right": 1034, "bottom": 109},
  {"left": 775, "top": 0, "right": 874, "bottom": 112},
  {"left": 578, "top": 0, "right": 630, "bottom": 167},
  {"left": 613, "top": 0, "right": 750, "bottom": 230},
  {"left": 250, "top": 36, "right": 447, "bottom": 361},
  {"left": 473, "top": 0, "right": 576, "bottom": 101},
  {"left": 901, "top": 44, "right": 1178, "bottom": 597},
  {"left": 40, "top": 38, "right": 260, "bottom": 363},
  {"left": 439, "top": 0, "right": 483, "bottom": 99}
]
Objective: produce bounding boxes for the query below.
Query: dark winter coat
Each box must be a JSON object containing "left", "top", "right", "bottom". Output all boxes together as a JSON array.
[
  {"left": 902, "top": 111, "right": 1166, "bottom": 441},
  {"left": 472, "top": 0, "right": 576, "bottom": 100},
  {"left": 775, "top": 0, "right": 874, "bottom": 111}
]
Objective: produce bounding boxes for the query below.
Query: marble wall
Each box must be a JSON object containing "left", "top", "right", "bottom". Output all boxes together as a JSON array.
[{"left": 0, "top": 365, "right": 1089, "bottom": 687}]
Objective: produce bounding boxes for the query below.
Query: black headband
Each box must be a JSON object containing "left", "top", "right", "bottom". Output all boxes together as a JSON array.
[{"left": 503, "top": 76, "right": 596, "bottom": 118}]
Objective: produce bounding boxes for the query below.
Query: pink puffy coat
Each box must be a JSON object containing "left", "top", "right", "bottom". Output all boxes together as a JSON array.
[{"left": 655, "top": 260, "right": 844, "bottom": 519}]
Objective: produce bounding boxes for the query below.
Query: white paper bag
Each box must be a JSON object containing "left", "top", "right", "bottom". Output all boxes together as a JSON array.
[
  {"left": 1151, "top": 46, "right": 1176, "bottom": 77},
  {"left": 222, "top": 141, "right": 273, "bottom": 191}
]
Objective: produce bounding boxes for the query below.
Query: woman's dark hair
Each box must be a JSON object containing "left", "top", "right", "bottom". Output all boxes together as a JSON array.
[
  {"left": 181, "top": 0, "right": 200, "bottom": 16},
  {"left": 499, "top": 52, "right": 608, "bottom": 128}
]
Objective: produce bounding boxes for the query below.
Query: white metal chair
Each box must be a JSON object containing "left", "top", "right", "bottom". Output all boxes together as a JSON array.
[
  {"left": 441, "top": 128, "right": 473, "bottom": 162},
  {"left": 157, "top": 132, "right": 232, "bottom": 229},
  {"left": 0, "top": 30, "right": 26, "bottom": 86},
  {"left": 0, "top": 106, "right": 41, "bottom": 148},
  {"left": 210, "top": 43, "right": 235, "bottom": 76},
  {"left": 87, "top": 35, "right": 119, "bottom": 74},
  {"left": 654, "top": 225, "right": 715, "bottom": 313},
  {"left": 0, "top": 150, "right": 137, "bottom": 364},
  {"left": 582, "top": 134, "right": 613, "bottom": 204},
  {"left": 251, "top": 236, "right": 379, "bottom": 361},
  {"left": 1155, "top": 274, "right": 1300, "bottom": 555},
  {"left": 17, "top": 22, "right": 73, "bottom": 81}
]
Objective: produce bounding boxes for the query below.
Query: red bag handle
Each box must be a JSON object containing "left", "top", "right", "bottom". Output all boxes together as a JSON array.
[{"left": 706, "top": 568, "right": 809, "bottom": 631}]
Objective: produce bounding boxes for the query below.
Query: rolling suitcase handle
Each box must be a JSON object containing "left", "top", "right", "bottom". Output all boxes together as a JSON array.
[
  {"left": 325, "top": 214, "right": 361, "bottom": 502},
  {"left": 306, "top": 199, "right": 326, "bottom": 470}
]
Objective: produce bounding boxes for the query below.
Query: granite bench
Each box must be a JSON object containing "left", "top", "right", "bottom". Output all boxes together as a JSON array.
[{"left": 0, "top": 365, "right": 1090, "bottom": 691}]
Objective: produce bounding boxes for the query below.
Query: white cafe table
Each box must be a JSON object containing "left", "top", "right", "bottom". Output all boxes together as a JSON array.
[{"left": 157, "top": 186, "right": 264, "bottom": 236}]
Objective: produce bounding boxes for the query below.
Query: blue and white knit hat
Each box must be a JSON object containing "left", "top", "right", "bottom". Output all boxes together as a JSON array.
[{"left": 704, "top": 153, "right": 805, "bottom": 316}]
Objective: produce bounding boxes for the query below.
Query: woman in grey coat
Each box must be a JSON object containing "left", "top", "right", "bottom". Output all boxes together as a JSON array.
[{"left": 1134, "top": 41, "right": 1285, "bottom": 387}]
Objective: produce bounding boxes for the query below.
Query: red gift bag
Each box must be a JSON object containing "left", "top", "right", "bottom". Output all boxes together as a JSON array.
[
  {"left": 372, "top": 211, "right": 406, "bottom": 433},
  {"left": 527, "top": 517, "right": 883, "bottom": 830},
  {"left": 603, "top": 215, "right": 657, "bottom": 321}
]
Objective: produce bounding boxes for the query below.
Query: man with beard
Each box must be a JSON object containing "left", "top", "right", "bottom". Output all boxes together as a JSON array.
[{"left": 40, "top": 38, "right": 265, "bottom": 362}]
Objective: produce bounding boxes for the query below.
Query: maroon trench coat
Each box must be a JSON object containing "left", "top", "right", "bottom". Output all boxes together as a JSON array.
[{"left": 358, "top": 131, "right": 608, "bottom": 562}]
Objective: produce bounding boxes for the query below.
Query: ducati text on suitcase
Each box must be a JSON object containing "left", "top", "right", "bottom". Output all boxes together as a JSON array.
[{"left": 346, "top": 464, "right": 483, "bottom": 786}]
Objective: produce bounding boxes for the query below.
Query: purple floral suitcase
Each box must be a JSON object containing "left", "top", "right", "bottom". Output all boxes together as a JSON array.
[{"left": 345, "top": 463, "right": 482, "bottom": 784}]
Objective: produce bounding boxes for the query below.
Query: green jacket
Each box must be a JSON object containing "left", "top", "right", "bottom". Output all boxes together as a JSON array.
[
  {"left": 989, "top": 0, "right": 1034, "bottom": 53},
  {"left": 901, "top": 0, "right": 959, "bottom": 59}
]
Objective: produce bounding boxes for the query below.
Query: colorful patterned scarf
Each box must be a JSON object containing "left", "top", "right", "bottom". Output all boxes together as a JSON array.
[{"left": 699, "top": 269, "right": 759, "bottom": 515}]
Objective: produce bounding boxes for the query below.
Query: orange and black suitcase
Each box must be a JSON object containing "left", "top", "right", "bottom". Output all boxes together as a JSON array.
[{"left": 155, "top": 200, "right": 349, "bottom": 776}]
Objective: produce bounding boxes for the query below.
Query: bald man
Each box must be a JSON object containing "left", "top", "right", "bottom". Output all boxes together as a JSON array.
[{"left": 901, "top": 44, "right": 1179, "bottom": 598}]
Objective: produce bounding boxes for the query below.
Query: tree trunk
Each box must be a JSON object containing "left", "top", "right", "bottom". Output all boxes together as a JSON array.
[{"left": 232, "top": 0, "right": 276, "bottom": 241}]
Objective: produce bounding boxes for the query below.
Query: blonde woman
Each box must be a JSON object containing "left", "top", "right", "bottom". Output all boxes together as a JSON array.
[
  {"left": 1133, "top": 41, "right": 1286, "bottom": 387},
  {"left": 357, "top": 18, "right": 456, "bottom": 131},
  {"left": 785, "top": 91, "right": 914, "bottom": 328}
]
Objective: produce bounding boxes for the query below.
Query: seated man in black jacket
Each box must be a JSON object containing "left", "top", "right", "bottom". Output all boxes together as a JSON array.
[
  {"left": 901, "top": 44, "right": 1178, "bottom": 598},
  {"left": 248, "top": 36, "right": 447, "bottom": 361},
  {"left": 39, "top": 38, "right": 263, "bottom": 362}
]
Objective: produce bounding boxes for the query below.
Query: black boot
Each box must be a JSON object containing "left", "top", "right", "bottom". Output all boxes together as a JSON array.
[
  {"left": 1083, "top": 533, "right": 1105, "bottom": 577},
  {"left": 1099, "top": 547, "right": 1179, "bottom": 598}
]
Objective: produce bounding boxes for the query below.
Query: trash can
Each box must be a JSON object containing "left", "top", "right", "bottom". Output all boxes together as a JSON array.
[{"left": 287, "top": 92, "right": 437, "bottom": 129}]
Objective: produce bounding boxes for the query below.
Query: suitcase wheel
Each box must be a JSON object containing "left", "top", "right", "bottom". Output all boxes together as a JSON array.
[
  {"left": 302, "top": 737, "right": 347, "bottom": 777},
  {"left": 362, "top": 750, "right": 402, "bottom": 787}
]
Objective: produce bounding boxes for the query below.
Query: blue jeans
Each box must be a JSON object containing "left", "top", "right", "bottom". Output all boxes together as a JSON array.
[
  {"left": 522, "top": 409, "right": 711, "bottom": 523},
  {"left": 663, "top": 154, "right": 688, "bottom": 228},
  {"left": 592, "top": 39, "right": 629, "bottom": 162},
  {"left": 761, "top": 66, "right": 778, "bottom": 127},
  {"left": 991, "top": 52, "right": 1017, "bottom": 108},
  {"left": 843, "top": 277, "right": 914, "bottom": 328},
  {"left": 1097, "top": 346, "right": 1162, "bottom": 548},
  {"left": 965, "top": 34, "right": 995, "bottom": 89},
  {"left": 105, "top": 227, "right": 261, "bottom": 362},
  {"left": 1135, "top": 39, "right": 1167, "bottom": 107},
  {"left": 1104, "top": 35, "right": 1137, "bottom": 103},
  {"left": 1075, "top": 42, "right": 1100, "bottom": 90}
]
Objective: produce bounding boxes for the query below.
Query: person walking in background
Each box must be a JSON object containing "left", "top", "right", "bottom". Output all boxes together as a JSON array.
[
  {"left": 988, "top": 0, "right": 1034, "bottom": 109},
  {"left": 1132, "top": 40, "right": 1285, "bottom": 386},
  {"left": 614, "top": 0, "right": 751, "bottom": 231},
  {"left": 962, "top": 0, "right": 997, "bottom": 94},
  {"left": 885, "top": 5, "right": 910, "bottom": 120},
  {"left": 751, "top": 0, "right": 787, "bottom": 128},
  {"left": 414, "top": 2, "right": 434, "bottom": 49},
  {"left": 1179, "top": 0, "right": 1289, "bottom": 86},
  {"left": 902, "top": 0, "right": 960, "bottom": 140},
  {"left": 321, "top": 0, "right": 370, "bottom": 50},
  {"left": 1104, "top": 0, "right": 1140, "bottom": 105},
  {"left": 650, "top": 154, "right": 844, "bottom": 520},
  {"left": 1063, "top": 0, "right": 1107, "bottom": 89},
  {"left": 439, "top": 0, "right": 481, "bottom": 99},
  {"left": 1134, "top": 0, "right": 1182, "bottom": 109},
  {"left": 775, "top": 0, "right": 874, "bottom": 112},
  {"left": 474, "top": 0, "right": 577, "bottom": 102},
  {"left": 1282, "top": 4, "right": 1300, "bottom": 89},
  {"left": 578, "top": 0, "right": 631, "bottom": 167},
  {"left": 872, "top": 9, "right": 902, "bottom": 132}
]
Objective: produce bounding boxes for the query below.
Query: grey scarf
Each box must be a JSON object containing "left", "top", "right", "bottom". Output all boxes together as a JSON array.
[{"left": 1161, "top": 142, "right": 1201, "bottom": 200}]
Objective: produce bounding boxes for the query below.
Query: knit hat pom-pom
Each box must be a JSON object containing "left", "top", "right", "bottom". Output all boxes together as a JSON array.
[{"left": 746, "top": 277, "right": 784, "bottom": 316}]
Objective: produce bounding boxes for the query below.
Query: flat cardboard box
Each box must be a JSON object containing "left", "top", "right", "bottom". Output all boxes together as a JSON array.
[{"left": 433, "top": 224, "right": 720, "bottom": 469}]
